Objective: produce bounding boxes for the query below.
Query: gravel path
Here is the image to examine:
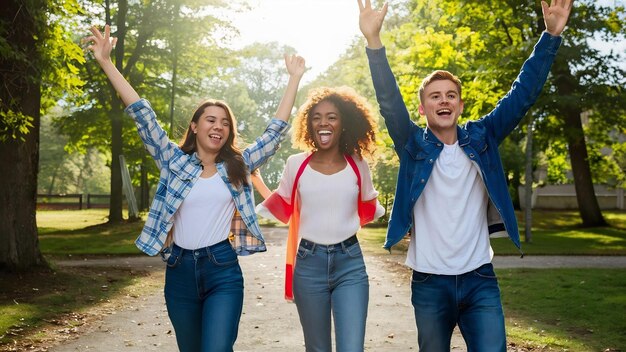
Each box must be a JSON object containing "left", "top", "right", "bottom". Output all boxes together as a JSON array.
[{"left": 47, "top": 227, "right": 626, "bottom": 351}]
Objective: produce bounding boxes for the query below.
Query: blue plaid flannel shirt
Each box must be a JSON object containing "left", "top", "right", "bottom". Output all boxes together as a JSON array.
[{"left": 125, "top": 99, "right": 289, "bottom": 256}]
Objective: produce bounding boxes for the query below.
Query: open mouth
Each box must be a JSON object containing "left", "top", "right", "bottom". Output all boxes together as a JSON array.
[
  {"left": 209, "top": 134, "right": 222, "bottom": 141},
  {"left": 318, "top": 130, "right": 332, "bottom": 144},
  {"left": 436, "top": 108, "right": 452, "bottom": 117}
]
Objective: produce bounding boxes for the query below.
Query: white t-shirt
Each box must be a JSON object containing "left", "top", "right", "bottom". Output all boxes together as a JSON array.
[
  {"left": 172, "top": 173, "right": 235, "bottom": 250},
  {"left": 406, "top": 141, "right": 493, "bottom": 275},
  {"left": 298, "top": 165, "right": 360, "bottom": 245}
]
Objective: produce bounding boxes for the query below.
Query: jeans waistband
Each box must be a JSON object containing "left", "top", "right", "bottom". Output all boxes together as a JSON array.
[
  {"left": 299, "top": 234, "right": 358, "bottom": 251},
  {"left": 171, "top": 239, "right": 231, "bottom": 259}
]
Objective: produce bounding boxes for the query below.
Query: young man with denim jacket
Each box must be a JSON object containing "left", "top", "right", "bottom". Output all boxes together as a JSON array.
[{"left": 358, "top": 0, "right": 572, "bottom": 350}]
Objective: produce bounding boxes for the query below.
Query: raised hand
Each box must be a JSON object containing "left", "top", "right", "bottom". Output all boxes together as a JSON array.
[
  {"left": 85, "top": 24, "right": 117, "bottom": 64},
  {"left": 84, "top": 24, "right": 139, "bottom": 106},
  {"left": 357, "top": 0, "right": 388, "bottom": 49},
  {"left": 284, "top": 54, "right": 306, "bottom": 79},
  {"left": 274, "top": 54, "right": 306, "bottom": 122},
  {"left": 541, "top": 0, "right": 573, "bottom": 36}
]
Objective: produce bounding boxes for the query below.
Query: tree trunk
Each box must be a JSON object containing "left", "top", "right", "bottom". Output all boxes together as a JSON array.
[
  {"left": 0, "top": 0, "right": 46, "bottom": 271},
  {"left": 552, "top": 58, "right": 607, "bottom": 227},
  {"left": 564, "top": 109, "right": 607, "bottom": 226},
  {"left": 47, "top": 164, "right": 60, "bottom": 195},
  {"left": 109, "top": 105, "right": 124, "bottom": 223},
  {"left": 524, "top": 120, "right": 534, "bottom": 243},
  {"left": 510, "top": 168, "right": 521, "bottom": 210},
  {"left": 107, "top": 0, "right": 129, "bottom": 223}
]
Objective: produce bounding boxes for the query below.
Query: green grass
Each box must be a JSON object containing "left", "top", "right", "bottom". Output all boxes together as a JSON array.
[
  {"left": 37, "top": 210, "right": 144, "bottom": 255},
  {"left": 37, "top": 209, "right": 111, "bottom": 233},
  {"left": 496, "top": 210, "right": 626, "bottom": 255},
  {"left": 499, "top": 268, "right": 626, "bottom": 351}
]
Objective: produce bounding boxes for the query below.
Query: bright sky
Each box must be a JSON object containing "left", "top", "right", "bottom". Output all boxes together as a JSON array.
[
  {"left": 227, "top": 0, "right": 362, "bottom": 82},
  {"left": 227, "top": 0, "right": 625, "bottom": 81}
]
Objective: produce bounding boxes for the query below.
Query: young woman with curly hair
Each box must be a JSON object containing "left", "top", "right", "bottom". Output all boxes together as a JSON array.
[{"left": 257, "top": 86, "right": 385, "bottom": 352}]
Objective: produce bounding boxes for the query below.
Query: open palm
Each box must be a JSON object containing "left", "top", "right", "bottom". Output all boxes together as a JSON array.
[
  {"left": 541, "top": 0, "right": 573, "bottom": 36},
  {"left": 86, "top": 25, "right": 117, "bottom": 63}
]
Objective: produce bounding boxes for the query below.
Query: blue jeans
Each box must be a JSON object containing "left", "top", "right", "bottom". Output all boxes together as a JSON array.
[
  {"left": 411, "top": 263, "right": 506, "bottom": 352},
  {"left": 164, "top": 240, "right": 244, "bottom": 352},
  {"left": 293, "top": 236, "right": 369, "bottom": 352}
]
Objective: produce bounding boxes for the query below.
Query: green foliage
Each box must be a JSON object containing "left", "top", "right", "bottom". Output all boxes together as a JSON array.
[
  {"left": 39, "top": 113, "right": 109, "bottom": 195},
  {"left": 544, "top": 140, "right": 571, "bottom": 184},
  {"left": 372, "top": 132, "right": 399, "bottom": 220},
  {"left": 0, "top": 0, "right": 85, "bottom": 141},
  {"left": 0, "top": 110, "right": 34, "bottom": 142},
  {"left": 0, "top": 0, "right": 82, "bottom": 142},
  {"left": 584, "top": 110, "right": 626, "bottom": 187}
]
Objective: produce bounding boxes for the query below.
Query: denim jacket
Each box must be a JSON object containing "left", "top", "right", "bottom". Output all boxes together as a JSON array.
[
  {"left": 125, "top": 99, "right": 289, "bottom": 256},
  {"left": 366, "top": 32, "right": 562, "bottom": 251}
]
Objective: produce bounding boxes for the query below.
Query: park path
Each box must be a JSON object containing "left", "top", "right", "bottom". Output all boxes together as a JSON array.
[{"left": 48, "top": 227, "right": 626, "bottom": 352}]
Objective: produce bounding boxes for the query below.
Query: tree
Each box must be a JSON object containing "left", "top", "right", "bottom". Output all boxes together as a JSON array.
[
  {"left": 39, "top": 110, "right": 109, "bottom": 196},
  {"left": 529, "top": 1, "right": 625, "bottom": 225},
  {"left": 0, "top": 0, "right": 84, "bottom": 270}
]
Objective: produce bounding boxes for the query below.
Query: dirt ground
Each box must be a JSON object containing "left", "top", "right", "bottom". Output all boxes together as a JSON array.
[{"left": 30, "top": 226, "right": 626, "bottom": 352}]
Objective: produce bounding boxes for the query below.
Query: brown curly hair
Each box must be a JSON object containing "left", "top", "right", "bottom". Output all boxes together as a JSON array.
[{"left": 292, "top": 86, "right": 379, "bottom": 161}]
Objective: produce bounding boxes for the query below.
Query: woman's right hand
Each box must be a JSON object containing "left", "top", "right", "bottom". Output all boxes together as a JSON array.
[
  {"left": 85, "top": 24, "right": 117, "bottom": 64},
  {"left": 284, "top": 54, "right": 306, "bottom": 79}
]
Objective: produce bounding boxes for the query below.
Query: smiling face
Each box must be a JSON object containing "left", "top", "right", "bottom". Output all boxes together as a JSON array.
[
  {"left": 418, "top": 79, "right": 464, "bottom": 143},
  {"left": 309, "top": 100, "right": 343, "bottom": 152},
  {"left": 191, "top": 105, "right": 231, "bottom": 155}
]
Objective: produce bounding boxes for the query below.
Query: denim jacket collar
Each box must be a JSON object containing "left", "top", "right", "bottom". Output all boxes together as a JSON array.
[{"left": 422, "top": 126, "right": 470, "bottom": 147}]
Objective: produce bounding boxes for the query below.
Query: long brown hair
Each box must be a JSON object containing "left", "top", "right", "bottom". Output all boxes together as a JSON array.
[
  {"left": 292, "top": 86, "right": 378, "bottom": 161},
  {"left": 179, "top": 99, "right": 247, "bottom": 188}
]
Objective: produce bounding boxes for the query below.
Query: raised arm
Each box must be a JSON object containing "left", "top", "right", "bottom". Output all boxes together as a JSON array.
[
  {"left": 86, "top": 24, "right": 140, "bottom": 106},
  {"left": 358, "top": 0, "right": 388, "bottom": 49},
  {"left": 274, "top": 54, "right": 306, "bottom": 122},
  {"left": 359, "top": 0, "right": 414, "bottom": 152},
  {"left": 242, "top": 55, "right": 305, "bottom": 172},
  {"left": 542, "top": 0, "right": 573, "bottom": 37},
  {"left": 481, "top": 1, "right": 571, "bottom": 142}
]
